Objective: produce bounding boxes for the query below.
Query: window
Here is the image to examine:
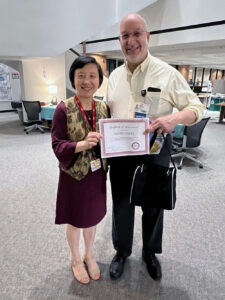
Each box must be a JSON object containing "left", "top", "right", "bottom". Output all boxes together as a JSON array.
[{"left": 106, "top": 59, "right": 124, "bottom": 75}]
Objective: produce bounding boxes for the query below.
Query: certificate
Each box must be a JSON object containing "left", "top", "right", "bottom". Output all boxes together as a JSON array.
[{"left": 99, "top": 118, "right": 149, "bottom": 158}]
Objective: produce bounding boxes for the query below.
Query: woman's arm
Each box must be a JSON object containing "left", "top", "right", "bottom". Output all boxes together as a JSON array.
[
  {"left": 51, "top": 102, "right": 103, "bottom": 167},
  {"left": 51, "top": 102, "right": 78, "bottom": 168}
]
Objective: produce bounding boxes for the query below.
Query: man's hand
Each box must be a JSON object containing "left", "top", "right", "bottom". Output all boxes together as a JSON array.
[
  {"left": 144, "top": 110, "right": 197, "bottom": 134},
  {"left": 148, "top": 114, "right": 177, "bottom": 134}
]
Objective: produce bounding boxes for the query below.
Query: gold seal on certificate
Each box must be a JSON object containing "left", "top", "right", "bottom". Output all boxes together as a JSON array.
[{"left": 99, "top": 118, "right": 149, "bottom": 158}]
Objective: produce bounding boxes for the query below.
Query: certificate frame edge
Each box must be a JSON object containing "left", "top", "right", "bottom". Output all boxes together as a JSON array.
[{"left": 99, "top": 118, "right": 149, "bottom": 158}]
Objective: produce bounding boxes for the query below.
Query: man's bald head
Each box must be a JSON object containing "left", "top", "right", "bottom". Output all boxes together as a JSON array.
[
  {"left": 120, "top": 13, "right": 148, "bottom": 32},
  {"left": 119, "top": 13, "right": 150, "bottom": 72}
]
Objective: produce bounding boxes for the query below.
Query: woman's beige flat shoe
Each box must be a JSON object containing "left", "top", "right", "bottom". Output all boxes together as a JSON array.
[
  {"left": 83, "top": 257, "right": 100, "bottom": 280},
  {"left": 71, "top": 260, "right": 90, "bottom": 284}
]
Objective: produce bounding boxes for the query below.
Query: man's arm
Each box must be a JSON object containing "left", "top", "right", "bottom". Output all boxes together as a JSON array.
[
  {"left": 147, "top": 70, "right": 204, "bottom": 134},
  {"left": 148, "top": 109, "right": 196, "bottom": 134}
]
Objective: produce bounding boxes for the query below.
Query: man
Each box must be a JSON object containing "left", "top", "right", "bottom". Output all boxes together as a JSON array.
[{"left": 107, "top": 13, "right": 204, "bottom": 280}]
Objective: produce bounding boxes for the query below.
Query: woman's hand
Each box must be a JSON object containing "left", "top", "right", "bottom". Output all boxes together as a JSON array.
[
  {"left": 84, "top": 132, "right": 103, "bottom": 149},
  {"left": 75, "top": 132, "right": 103, "bottom": 153}
]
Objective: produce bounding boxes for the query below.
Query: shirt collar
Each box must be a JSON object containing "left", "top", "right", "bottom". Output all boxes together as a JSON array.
[{"left": 125, "top": 52, "right": 151, "bottom": 75}]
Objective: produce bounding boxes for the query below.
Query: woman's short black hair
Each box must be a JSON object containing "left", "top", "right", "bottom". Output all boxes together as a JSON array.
[{"left": 69, "top": 56, "right": 103, "bottom": 89}]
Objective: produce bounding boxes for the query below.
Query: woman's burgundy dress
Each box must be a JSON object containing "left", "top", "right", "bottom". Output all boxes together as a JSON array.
[{"left": 51, "top": 101, "right": 106, "bottom": 228}]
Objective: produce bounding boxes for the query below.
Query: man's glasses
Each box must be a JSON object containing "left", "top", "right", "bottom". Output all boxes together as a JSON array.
[{"left": 119, "top": 31, "right": 147, "bottom": 40}]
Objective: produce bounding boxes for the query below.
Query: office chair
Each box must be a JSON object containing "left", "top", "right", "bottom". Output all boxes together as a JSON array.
[
  {"left": 11, "top": 101, "right": 22, "bottom": 109},
  {"left": 172, "top": 117, "right": 210, "bottom": 169},
  {"left": 22, "top": 100, "right": 49, "bottom": 134}
]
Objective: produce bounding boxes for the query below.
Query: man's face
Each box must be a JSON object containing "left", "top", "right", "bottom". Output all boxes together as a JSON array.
[{"left": 119, "top": 16, "right": 150, "bottom": 69}]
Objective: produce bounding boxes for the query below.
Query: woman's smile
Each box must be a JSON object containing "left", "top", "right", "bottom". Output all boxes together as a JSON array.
[{"left": 81, "top": 86, "right": 93, "bottom": 91}]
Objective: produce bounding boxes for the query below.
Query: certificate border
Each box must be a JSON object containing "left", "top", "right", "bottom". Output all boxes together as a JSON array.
[{"left": 99, "top": 118, "right": 149, "bottom": 158}]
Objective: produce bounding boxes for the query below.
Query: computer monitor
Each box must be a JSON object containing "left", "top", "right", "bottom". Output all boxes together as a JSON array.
[{"left": 212, "top": 80, "right": 225, "bottom": 94}]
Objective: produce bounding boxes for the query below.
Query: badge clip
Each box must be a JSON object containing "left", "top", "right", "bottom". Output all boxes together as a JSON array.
[{"left": 141, "top": 89, "right": 146, "bottom": 97}]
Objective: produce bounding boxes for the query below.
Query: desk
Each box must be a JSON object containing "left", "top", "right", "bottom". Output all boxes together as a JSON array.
[
  {"left": 215, "top": 102, "right": 225, "bottom": 123},
  {"left": 41, "top": 104, "right": 57, "bottom": 120}
]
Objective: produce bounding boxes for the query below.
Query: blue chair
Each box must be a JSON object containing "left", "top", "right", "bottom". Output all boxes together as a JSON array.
[
  {"left": 172, "top": 117, "right": 210, "bottom": 169},
  {"left": 172, "top": 124, "right": 185, "bottom": 139}
]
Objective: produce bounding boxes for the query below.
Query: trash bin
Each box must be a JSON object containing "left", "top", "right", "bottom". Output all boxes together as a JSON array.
[{"left": 209, "top": 97, "right": 222, "bottom": 111}]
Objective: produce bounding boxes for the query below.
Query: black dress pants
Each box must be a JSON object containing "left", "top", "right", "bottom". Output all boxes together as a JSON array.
[{"left": 109, "top": 135, "right": 171, "bottom": 257}]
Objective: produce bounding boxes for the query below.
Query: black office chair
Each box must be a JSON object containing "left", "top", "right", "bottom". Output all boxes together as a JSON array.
[
  {"left": 11, "top": 101, "right": 22, "bottom": 109},
  {"left": 172, "top": 117, "right": 210, "bottom": 169},
  {"left": 22, "top": 100, "right": 49, "bottom": 134}
]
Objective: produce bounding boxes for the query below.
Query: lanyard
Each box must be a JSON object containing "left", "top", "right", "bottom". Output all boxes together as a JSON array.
[{"left": 74, "top": 95, "right": 96, "bottom": 131}]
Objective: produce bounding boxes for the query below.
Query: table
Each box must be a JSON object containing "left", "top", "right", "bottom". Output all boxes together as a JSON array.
[
  {"left": 215, "top": 102, "right": 225, "bottom": 123},
  {"left": 41, "top": 104, "right": 57, "bottom": 120}
]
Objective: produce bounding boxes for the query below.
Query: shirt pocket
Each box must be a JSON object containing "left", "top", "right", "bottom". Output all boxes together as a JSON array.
[{"left": 145, "top": 92, "right": 172, "bottom": 120}]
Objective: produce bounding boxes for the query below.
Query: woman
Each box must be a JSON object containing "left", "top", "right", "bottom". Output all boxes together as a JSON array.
[{"left": 51, "top": 56, "right": 109, "bottom": 284}]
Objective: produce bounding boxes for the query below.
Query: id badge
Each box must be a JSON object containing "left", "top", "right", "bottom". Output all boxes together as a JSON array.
[
  {"left": 90, "top": 158, "right": 101, "bottom": 172},
  {"left": 134, "top": 102, "right": 150, "bottom": 118},
  {"left": 134, "top": 111, "right": 146, "bottom": 118},
  {"left": 149, "top": 135, "right": 164, "bottom": 155}
]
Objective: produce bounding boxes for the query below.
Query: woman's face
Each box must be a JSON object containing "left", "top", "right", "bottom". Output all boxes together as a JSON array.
[{"left": 74, "top": 63, "right": 100, "bottom": 99}]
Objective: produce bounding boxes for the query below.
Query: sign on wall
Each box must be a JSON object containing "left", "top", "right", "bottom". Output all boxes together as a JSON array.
[
  {"left": 12, "top": 72, "right": 20, "bottom": 79},
  {"left": 0, "top": 66, "right": 12, "bottom": 101}
]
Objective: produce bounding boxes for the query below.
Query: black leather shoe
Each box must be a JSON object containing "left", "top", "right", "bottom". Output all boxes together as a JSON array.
[
  {"left": 142, "top": 252, "right": 162, "bottom": 280},
  {"left": 109, "top": 253, "right": 126, "bottom": 280}
]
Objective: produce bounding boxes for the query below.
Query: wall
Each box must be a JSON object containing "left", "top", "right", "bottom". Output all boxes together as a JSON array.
[
  {"left": 22, "top": 53, "right": 66, "bottom": 102},
  {"left": 211, "top": 70, "right": 223, "bottom": 85},
  {"left": 0, "top": 0, "right": 157, "bottom": 57},
  {"left": 0, "top": 61, "right": 23, "bottom": 111},
  {"left": 178, "top": 65, "right": 189, "bottom": 81},
  {"left": 65, "top": 50, "right": 78, "bottom": 96}
]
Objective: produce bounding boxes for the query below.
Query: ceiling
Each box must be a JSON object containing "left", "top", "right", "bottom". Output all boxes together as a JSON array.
[
  {"left": 150, "top": 41, "right": 225, "bottom": 70},
  {"left": 0, "top": 0, "right": 225, "bottom": 70},
  {"left": 0, "top": 0, "right": 157, "bottom": 58},
  {"left": 86, "top": 37, "right": 225, "bottom": 70},
  {"left": 82, "top": 0, "right": 225, "bottom": 70}
]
